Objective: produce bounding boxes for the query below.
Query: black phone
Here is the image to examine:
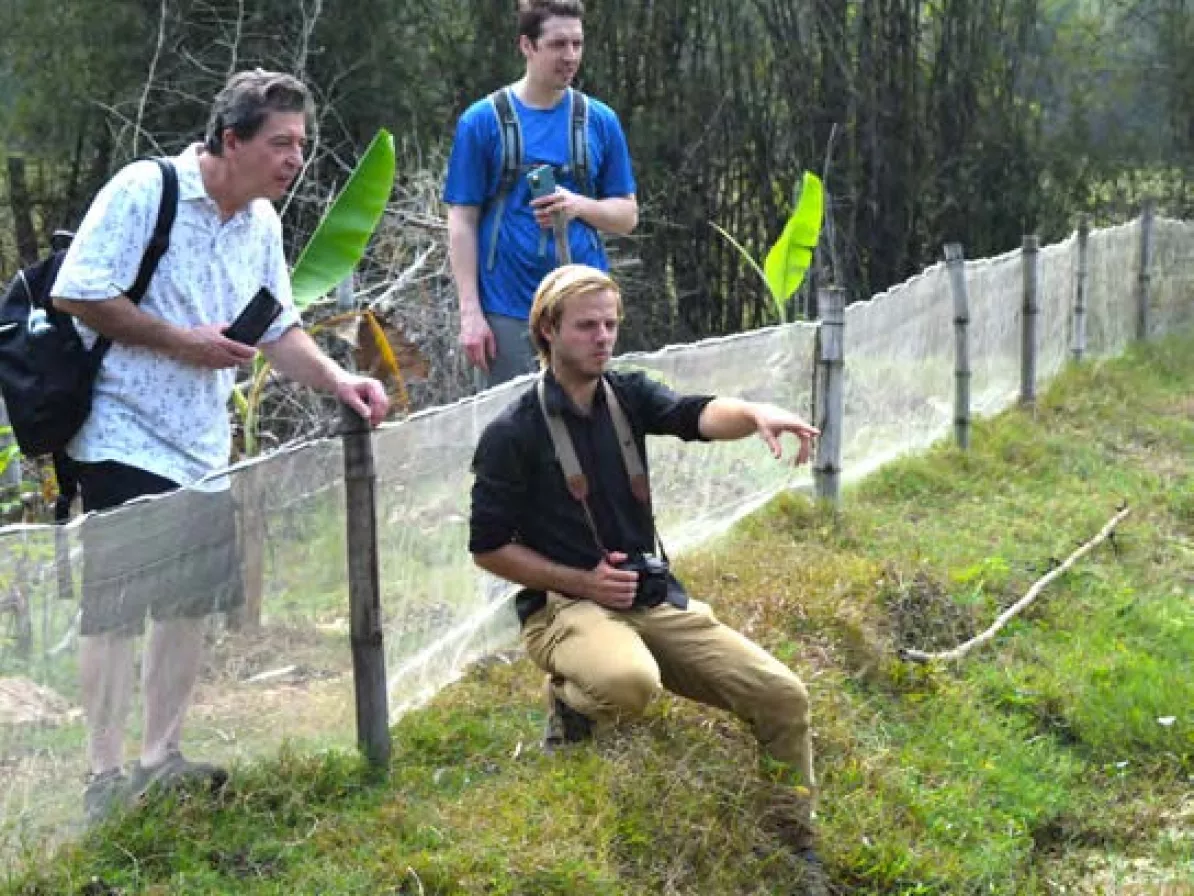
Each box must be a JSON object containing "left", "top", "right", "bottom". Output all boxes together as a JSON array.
[
  {"left": 225, "top": 287, "right": 283, "bottom": 346},
  {"left": 526, "top": 164, "right": 557, "bottom": 200}
]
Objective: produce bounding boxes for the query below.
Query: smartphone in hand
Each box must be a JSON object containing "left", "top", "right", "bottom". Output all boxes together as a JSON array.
[
  {"left": 224, "top": 287, "right": 283, "bottom": 346},
  {"left": 526, "top": 164, "right": 557, "bottom": 200}
]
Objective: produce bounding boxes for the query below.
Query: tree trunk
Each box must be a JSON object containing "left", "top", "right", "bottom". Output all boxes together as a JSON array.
[{"left": 7, "top": 156, "right": 40, "bottom": 266}]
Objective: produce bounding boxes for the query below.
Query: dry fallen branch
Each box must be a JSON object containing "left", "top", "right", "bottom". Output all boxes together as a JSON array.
[{"left": 900, "top": 505, "right": 1132, "bottom": 664}]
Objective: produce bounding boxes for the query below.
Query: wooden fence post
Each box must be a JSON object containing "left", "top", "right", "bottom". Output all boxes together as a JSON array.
[
  {"left": 341, "top": 403, "right": 391, "bottom": 769},
  {"left": 1136, "top": 199, "right": 1155, "bottom": 342},
  {"left": 1072, "top": 216, "right": 1090, "bottom": 362},
  {"left": 813, "top": 286, "right": 845, "bottom": 504},
  {"left": 944, "top": 244, "right": 972, "bottom": 451},
  {"left": 1020, "top": 235, "right": 1040, "bottom": 407}
]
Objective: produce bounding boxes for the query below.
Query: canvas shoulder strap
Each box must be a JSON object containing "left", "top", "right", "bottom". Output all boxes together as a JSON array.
[
  {"left": 535, "top": 375, "right": 651, "bottom": 506},
  {"left": 537, "top": 376, "right": 588, "bottom": 502},
  {"left": 601, "top": 378, "right": 649, "bottom": 505}
]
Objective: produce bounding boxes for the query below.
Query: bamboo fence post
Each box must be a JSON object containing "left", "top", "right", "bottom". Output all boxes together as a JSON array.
[
  {"left": 341, "top": 403, "right": 390, "bottom": 768},
  {"left": 813, "top": 286, "right": 845, "bottom": 504},
  {"left": 1136, "top": 199, "right": 1155, "bottom": 342},
  {"left": 944, "top": 244, "right": 971, "bottom": 451},
  {"left": 231, "top": 471, "right": 266, "bottom": 631},
  {"left": 1020, "top": 235, "right": 1040, "bottom": 407},
  {"left": 1072, "top": 216, "right": 1090, "bottom": 362},
  {"left": 336, "top": 272, "right": 356, "bottom": 311}
]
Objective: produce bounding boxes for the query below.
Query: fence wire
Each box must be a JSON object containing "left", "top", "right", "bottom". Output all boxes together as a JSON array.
[{"left": 1, "top": 216, "right": 1190, "bottom": 856}]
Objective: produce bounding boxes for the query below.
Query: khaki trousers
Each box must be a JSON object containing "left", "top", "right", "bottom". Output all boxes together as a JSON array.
[{"left": 522, "top": 593, "right": 815, "bottom": 791}]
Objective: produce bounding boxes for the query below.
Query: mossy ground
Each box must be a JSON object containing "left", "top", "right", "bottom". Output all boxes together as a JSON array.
[{"left": 5, "top": 331, "right": 1193, "bottom": 895}]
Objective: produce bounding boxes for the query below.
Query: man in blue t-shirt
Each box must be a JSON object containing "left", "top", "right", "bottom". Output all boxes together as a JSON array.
[{"left": 443, "top": 0, "right": 637, "bottom": 389}]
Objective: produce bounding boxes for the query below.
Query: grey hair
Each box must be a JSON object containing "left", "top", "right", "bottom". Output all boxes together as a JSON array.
[{"left": 204, "top": 69, "right": 314, "bottom": 155}]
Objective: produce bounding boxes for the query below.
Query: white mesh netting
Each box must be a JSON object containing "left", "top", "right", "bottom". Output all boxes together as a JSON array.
[{"left": 1, "top": 217, "right": 1190, "bottom": 853}]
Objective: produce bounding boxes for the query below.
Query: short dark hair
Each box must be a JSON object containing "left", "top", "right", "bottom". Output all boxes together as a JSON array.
[
  {"left": 204, "top": 69, "right": 314, "bottom": 155},
  {"left": 518, "top": 0, "right": 584, "bottom": 43}
]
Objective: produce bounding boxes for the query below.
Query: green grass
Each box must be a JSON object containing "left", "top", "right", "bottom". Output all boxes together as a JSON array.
[{"left": 4, "top": 330, "right": 1194, "bottom": 895}]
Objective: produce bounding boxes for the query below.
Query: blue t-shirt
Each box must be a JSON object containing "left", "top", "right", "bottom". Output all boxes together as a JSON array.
[{"left": 443, "top": 89, "right": 636, "bottom": 320}]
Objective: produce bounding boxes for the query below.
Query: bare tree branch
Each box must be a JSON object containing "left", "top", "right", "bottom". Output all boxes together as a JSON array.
[
  {"left": 134, "top": 0, "right": 170, "bottom": 158},
  {"left": 226, "top": 0, "right": 246, "bottom": 79},
  {"left": 900, "top": 506, "right": 1133, "bottom": 664}
]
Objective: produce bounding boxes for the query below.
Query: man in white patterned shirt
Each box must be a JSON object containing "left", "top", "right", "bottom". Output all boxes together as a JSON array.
[{"left": 52, "top": 70, "right": 389, "bottom": 824}]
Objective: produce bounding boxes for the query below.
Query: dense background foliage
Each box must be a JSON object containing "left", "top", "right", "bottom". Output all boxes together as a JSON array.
[{"left": 1, "top": 0, "right": 1191, "bottom": 345}]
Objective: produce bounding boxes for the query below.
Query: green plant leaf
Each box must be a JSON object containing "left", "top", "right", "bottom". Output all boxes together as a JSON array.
[
  {"left": 290, "top": 129, "right": 396, "bottom": 308},
  {"left": 1, "top": 443, "right": 19, "bottom": 475},
  {"left": 764, "top": 172, "right": 824, "bottom": 308},
  {"left": 710, "top": 222, "right": 772, "bottom": 301}
]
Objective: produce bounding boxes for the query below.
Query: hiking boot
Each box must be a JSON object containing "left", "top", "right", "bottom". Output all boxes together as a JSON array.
[
  {"left": 83, "top": 768, "right": 130, "bottom": 827},
  {"left": 129, "top": 750, "right": 229, "bottom": 801},
  {"left": 764, "top": 785, "right": 816, "bottom": 847},
  {"left": 542, "top": 680, "right": 592, "bottom": 752}
]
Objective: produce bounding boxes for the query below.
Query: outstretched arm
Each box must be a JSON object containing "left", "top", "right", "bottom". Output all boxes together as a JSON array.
[{"left": 698, "top": 398, "right": 819, "bottom": 465}]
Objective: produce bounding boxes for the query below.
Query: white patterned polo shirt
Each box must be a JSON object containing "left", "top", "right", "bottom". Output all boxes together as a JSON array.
[{"left": 52, "top": 144, "right": 301, "bottom": 487}]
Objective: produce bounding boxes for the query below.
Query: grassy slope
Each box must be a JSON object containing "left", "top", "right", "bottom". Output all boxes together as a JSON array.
[{"left": 5, "top": 331, "right": 1193, "bottom": 895}]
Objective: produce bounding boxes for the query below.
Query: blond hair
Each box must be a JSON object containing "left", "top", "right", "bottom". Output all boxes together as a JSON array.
[{"left": 528, "top": 264, "right": 622, "bottom": 367}]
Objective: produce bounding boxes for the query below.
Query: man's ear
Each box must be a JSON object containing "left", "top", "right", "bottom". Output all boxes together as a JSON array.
[
  {"left": 518, "top": 35, "right": 535, "bottom": 59},
  {"left": 537, "top": 319, "right": 554, "bottom": 352}
]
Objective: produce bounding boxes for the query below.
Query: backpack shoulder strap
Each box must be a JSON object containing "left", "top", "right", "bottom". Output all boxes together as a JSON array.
[
  {"left": 485, "top": 88, "right": 523, "bottom": 271},
  {"left": 90, "top": 158, "right": 177, "bottom": 362},
  {"left": 568, "top": 89, "right": 592, "bottom": 197},
  {"left": 126, "top": 158, "right": 178, "bottom": 304},
  {"left": 490, "top": 87, "right": 523, "bottom": 199}
]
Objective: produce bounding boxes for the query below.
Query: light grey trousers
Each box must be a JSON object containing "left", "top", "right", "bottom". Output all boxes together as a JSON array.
[{"left": 474, "top": 312, "right": 538, "bottom": 391}]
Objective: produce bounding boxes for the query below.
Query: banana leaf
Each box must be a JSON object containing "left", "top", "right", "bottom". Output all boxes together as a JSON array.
[
  {"left": 0, "top": 425, "right": 18, "bottom": 479},
  {"left": 764, "top": 172, "right": 824, "bottom": 310},
  {"left": 1, "top": 443, "right": 18, "bottom": 474},
  {"left": 290, "top": 129, "right": 396, "bottom": 308}
]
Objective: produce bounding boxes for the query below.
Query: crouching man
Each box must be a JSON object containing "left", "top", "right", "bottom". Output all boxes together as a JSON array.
[{"left": 467, "top": 264, "right": 825, "bottom": 871}]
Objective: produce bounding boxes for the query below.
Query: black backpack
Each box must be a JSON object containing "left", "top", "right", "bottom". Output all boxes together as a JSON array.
[{"left": 0, "top": 157, "right": 178, "bottom": 519}]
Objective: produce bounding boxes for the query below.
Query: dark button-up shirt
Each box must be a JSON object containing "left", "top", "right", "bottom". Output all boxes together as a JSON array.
[{"left": 469, "top": 369, "right": 714, "bottom": 621}]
